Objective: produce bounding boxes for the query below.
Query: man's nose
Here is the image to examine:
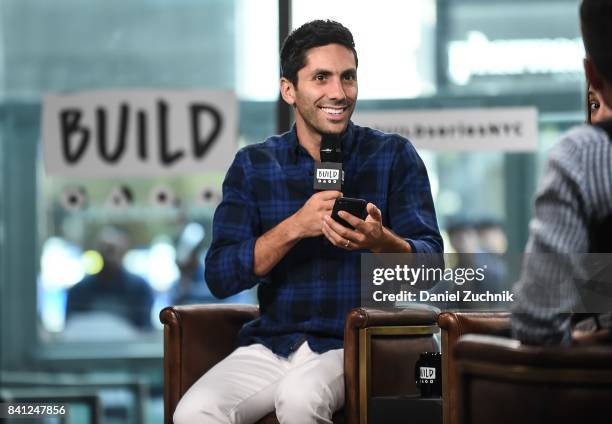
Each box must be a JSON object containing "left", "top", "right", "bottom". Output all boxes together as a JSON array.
[{"left": 327, "top": 77, "right": 347, "bottom": 101}]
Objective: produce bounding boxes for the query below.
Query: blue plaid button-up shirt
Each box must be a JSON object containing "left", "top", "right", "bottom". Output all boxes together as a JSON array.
[{"left": 205, "top": 122, "right": 442, "bottom": 357}]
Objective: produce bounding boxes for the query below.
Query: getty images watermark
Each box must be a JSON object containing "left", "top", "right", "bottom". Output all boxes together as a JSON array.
[
  {"left": 360, "top": 253, "right": 519, "bottom": 310},
  {"left": 370, "top": 263, "right": 513, "bottom": 303},
  {"left": 361, "top": 253, "right": 612, "bottom": 312}
]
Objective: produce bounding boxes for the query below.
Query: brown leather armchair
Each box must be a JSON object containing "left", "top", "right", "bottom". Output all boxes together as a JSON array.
[
  {"left": 455, "top": 334, "right": 612, "bottom": 424},
  {"left": 437, "top": 312, "right": 511, "bottom": 424},
  {"left": 160, "top": 304, "right": 439, "bottom": 424}
]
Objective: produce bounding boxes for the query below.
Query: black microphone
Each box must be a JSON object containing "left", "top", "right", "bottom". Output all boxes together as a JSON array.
[
  {"left": 320, "top": 133, "right": 342, "bottom": 162},
  {"left": 314, "top": 133, "right": 343, "bottom": 191}
]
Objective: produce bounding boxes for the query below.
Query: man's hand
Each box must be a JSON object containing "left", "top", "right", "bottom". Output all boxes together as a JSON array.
[
  {"left": 253, "top": 190, "right": 341, "bottom": 276},
  {"left": 572, "top": 328, "right": 611, "bottom": 345},
  {"left": 322, "top": 202, "right": 412, "bottom": 253},
  {"left": 290, "top": 191, "right": 343, "bottom": 239}
]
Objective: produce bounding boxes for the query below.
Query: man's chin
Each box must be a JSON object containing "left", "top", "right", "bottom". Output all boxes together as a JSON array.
[{"left": 321, "top": 121, "right": 349, "bottom": 135}]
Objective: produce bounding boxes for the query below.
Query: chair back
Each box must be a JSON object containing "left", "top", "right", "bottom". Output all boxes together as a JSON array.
[
  {"left": 437, "top": 312, "right": 511, "bottom": 424},
  {"left": 159, "top": 304, "right": 259, "bottom": 424}
]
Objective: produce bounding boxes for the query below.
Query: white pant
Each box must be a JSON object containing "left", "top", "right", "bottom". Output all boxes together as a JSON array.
[{"left": 173, "top": 342, "right": 344, "bottom": 424}]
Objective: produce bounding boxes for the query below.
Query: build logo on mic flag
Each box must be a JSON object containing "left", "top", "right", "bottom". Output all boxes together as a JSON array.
[
  {"left": 313, "top": 162, "right": 343, "bottom": 190},
  {"left": 316, "top": 168, "right": 340, "bottom": 184}
]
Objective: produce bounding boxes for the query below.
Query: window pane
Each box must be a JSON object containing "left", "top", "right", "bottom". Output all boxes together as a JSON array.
[
  {"left": 0, "top": 0, "right": 277, "bottom": 339},
  {"left": 445, "top": 0, "right": 583, "bottom": 94},
  {"left": 291, "top": 0, "right": 437, "bottom": 99},
  {"left": 291, "top": 0, "right": 586, "bottom": 254}
]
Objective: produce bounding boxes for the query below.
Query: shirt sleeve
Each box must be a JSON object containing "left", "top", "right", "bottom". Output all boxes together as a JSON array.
[
  {"left": 511, "top": 136, "right": 590, "bottom": 345},
  {"left": 387, "top": 139, "right": 443, "bottom": 254},
  {"left": 205, "top": 149, "right": 263, "bottom": 299}
]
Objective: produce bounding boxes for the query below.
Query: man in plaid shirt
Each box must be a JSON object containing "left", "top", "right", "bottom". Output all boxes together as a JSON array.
[{"left": 175, "top": 20, "right": 442, "bottom": 424}]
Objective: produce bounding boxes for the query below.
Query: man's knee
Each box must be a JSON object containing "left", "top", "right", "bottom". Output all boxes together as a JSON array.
[
  {"left": 173, "top": 389, "right": 229, "bottom": 424},
  {"left": 275, "top": 375, "right": 341, "bottom": 423},
  {"left": 173, "top": 401, "right": 200, "bottom": 424}
]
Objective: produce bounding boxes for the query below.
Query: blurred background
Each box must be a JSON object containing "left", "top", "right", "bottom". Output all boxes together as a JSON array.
[{"left": 0, "top": 0, "right": 587, "bottom": 422}]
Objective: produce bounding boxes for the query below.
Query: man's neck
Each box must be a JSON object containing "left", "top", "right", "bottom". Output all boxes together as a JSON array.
[
  {"left": 295, "top": 122, "right": 348, "bottom": 162},
  {"left": 99, "top": 266, "right": 123, "bottom": 280}
]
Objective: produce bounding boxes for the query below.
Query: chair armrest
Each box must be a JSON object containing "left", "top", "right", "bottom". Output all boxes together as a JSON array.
[
  {"left": 344, "top": 307, "right": 439, "bottom": 424},
  {"left": 438, "top": 312, "right": 511, "bottom": 344},
  {"left": 347, "top": 307, "right": 439, "bottom": 328},
  {"left": 159, "top": 304, "right": 259, "bottom": 424},
  {"left": 455, "top": 333, "right": 612, "bottom": 369}
]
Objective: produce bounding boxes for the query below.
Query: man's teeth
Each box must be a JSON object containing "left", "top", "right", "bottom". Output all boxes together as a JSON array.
[{"left": 321, "top": 107, "right": 344, "bottom": 115}]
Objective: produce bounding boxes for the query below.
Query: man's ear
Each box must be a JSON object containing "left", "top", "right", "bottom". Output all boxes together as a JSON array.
[
  {"left": 280, "top": 77, "right": 296, "bottom": 106},
  {"left": 585, "top": 57, "right": 604, "bottom": 91}
]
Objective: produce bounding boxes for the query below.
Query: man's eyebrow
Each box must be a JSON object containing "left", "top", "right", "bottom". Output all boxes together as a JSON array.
[
  {"left": 310, "top": 69, "right": 332, "bottom": 76},
  {"left": 309, "top": 68, "right": 357, "bottom": 76}
]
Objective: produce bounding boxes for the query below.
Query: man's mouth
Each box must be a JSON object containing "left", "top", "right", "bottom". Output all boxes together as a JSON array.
[{"left": 319, "top": 106, "right": 349, "bottom": 118}]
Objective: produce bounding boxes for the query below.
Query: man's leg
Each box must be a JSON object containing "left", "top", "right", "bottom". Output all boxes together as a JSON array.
[
  {"left": 173, "top": 343, "right": 286, "bottom": 424},
  {"left": 274, "top": 345, "right": 344, "bottom": 424}
]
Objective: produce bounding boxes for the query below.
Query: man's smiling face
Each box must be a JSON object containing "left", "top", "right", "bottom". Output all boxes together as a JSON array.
[{"left": 290, "top": 43, "right": 358, "bottom": 138}]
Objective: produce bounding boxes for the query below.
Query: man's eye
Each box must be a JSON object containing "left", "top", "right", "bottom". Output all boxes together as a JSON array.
[
  {"left": 315, "top": 74, "right": 326, "bottom": 81},
  {"left": 344, "top": 74, "right": 356, "bottom": 81},
  {"left": 590, "top": 100, "right": 601, "bottom": 111}
]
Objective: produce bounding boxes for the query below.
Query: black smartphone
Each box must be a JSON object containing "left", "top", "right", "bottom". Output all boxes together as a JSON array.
[{"left": 331, "top": 197, "right": 368, "bottom": 229}]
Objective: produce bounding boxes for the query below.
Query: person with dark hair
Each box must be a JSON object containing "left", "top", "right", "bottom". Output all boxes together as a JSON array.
[
  {"left": 174, "top": 19, "right": 442, "bottom": 423},
  {"left": 65, "top": 225, "right": 154, "bottom": 330},
  {"left": 588, "top": 83, "right": 612, "bottom": 124},
  {"left": 280, "top": 19, "right": 358, "bottom": 86},
  {"left": 512, "top": 0, "right": 612, "bottom": 345}
]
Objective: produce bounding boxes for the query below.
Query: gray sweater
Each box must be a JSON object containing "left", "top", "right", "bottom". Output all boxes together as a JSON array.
[{"left": 512, "top": 124, "right": 612, "bottom": 345}]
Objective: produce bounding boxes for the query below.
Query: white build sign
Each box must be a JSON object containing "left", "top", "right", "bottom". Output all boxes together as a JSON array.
[
  {"left": 42, "top": 90, "right": 238, "bottom": 177},
  {"left": 354, "top": 107, "right": 538, "bottom": 151}
]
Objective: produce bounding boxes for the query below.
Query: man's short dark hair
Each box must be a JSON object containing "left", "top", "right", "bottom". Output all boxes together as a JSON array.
[
  {"left": 581, "top": 0, "right": 612, "bottom": 83},
  {"left": 280, "top": 20, "right": 358, "bottom": 86}
]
